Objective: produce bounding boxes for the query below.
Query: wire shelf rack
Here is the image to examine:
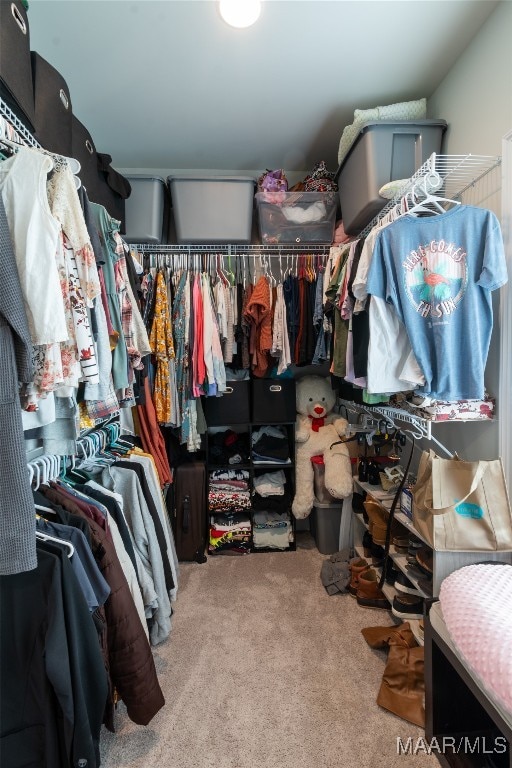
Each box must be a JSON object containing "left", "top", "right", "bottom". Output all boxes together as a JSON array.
[
  {"left": 0, "top": 98, "right": 41, "bottom": 148},
  {"left": 359, "top": 152, "right": 501, "bottom": 238}
]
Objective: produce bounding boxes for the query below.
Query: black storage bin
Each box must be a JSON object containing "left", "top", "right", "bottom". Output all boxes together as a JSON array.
[
  {"left": 31, "top": 51, "right": 72, "bottom": 155},
  {"left": 0, "top": 0, "right": 35, "bottom": 130},
  {"left": 251, "top": 379, "right": 296, "bottom": 424},
  {"left": 71, "top": 115, "right": 129, "bottom": 230},
  {"left": 202, "top": 381, "right": 250, "bottom": 427}
]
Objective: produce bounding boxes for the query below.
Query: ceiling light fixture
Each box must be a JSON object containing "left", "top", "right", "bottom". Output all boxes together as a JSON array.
[{"left": 219, "top": 0, "right": 261, "bottom": 29}]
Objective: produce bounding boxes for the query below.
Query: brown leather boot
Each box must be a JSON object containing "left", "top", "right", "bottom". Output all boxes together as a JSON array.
[
  {"left": 361, "top": 622, "right": 416, "bottom": 649},
  {"left": 356, "top": 568, "right": 390, "bottom": 609},
  {"left": 364, "top": 499, "right": 403, "bottom": 545},
  {"left": 348, "top": 557, "right": 370, "bottom": 596},
  {"left": 363, "top": 500, "right": 389, "bottom": 545},
  {"left": 377, "top": 644, "right": 425, "bottom": 727}
]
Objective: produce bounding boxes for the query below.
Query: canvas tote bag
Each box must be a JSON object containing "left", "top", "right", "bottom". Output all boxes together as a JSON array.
[{"left": 412, "top": 451, "right": 512, "bottom": 551}]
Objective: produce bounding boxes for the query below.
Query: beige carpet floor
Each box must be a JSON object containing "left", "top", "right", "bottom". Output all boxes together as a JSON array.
[{"left": 100, "top": 534, "right": 436, "bottom": 768}]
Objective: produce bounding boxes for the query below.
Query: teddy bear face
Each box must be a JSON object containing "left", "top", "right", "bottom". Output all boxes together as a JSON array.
[{"left": 296, "top": 376, "right": 336, "bottom": 418}]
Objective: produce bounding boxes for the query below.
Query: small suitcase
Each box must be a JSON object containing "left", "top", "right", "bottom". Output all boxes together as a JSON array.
[{"left": 172, "top": 462, "right": 207, "bottom": 563}]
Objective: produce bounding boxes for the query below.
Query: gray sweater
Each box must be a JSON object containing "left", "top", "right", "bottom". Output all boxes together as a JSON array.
[{"left": 0, "top": 196, "right": 37, "bottom": 575}]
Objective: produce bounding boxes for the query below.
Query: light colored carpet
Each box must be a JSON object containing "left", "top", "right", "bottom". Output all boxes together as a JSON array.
[{"left": 100, "top": 534, "right": 436, "bottom": 768}]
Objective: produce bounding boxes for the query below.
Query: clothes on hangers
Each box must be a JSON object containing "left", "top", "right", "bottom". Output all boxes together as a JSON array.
[
  {"left": 0, "top": 195, "right": 37, "bottom": 576},
  {"left": 40, "top": 483, "right": 164, "bottom": 729},
  {"left": 0, "top": 544, "right": 109, "bottom": 768},
  {"left": 366, "top": 205, "right": 507, "bottom": 401}
]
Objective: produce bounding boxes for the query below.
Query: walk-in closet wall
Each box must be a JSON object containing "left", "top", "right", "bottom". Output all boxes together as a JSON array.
[{"left": 426, "top": 1, "right": 511, "bottom": 462}]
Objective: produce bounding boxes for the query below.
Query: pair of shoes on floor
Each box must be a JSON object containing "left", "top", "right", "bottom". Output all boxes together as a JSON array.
[{"left": 349, "top": 557, "right": 390, "bottom": 610}]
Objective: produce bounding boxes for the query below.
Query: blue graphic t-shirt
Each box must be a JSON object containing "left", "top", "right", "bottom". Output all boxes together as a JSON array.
[{"left": 366, "top": 205, "right": 507, "bottom": 401}]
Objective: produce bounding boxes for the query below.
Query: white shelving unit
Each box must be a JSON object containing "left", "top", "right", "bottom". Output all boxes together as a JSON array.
[
  {"left": 352, "top": 512, "right": 424, "bottom": 646},
  {"left": 352, "top": 477, "right": 512, "bottom": 601}
]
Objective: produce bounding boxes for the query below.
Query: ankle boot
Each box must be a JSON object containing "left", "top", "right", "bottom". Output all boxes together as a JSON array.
[
  {"left": 362, "top": 530, "right": 373, "bottom": 558},
  {"left": 356, "top": 568, "right": 390, "bottom": 610},
  {"left": 348, "top": 557, "right": 370, "bottom": 596},
  {"left": 364, "top": 499, "right": 402, "bottom": 546},
  {"left": 361, "top": 622, "right": 415, "bottom": 649},
  {"left": 363, "top": 500, "right": 388, "bottom": 545},
  {"left": 377, "top": 645, "right": 425, "bottom": 727}
]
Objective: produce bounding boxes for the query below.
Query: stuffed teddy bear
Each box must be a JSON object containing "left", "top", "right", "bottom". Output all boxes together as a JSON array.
[{"left": 292, "top": 375, "right": 353, "bottom": 519}]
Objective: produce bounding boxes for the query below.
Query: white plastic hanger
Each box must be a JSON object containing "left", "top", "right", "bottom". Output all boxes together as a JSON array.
[
  {"left": 406, "top": 170, "right": 460, "bottom": 217},
  {"left": 35, "top": 531, "right": 74, "bottom": 558}
]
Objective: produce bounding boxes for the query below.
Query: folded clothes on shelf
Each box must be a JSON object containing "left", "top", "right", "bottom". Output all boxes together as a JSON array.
[
  {"left": 253, "top": 470, "right": 286, "bottom": 497},
  {"left": 208, "top": 489, "right": 251, "bottom": 513},
  {"left": 209, "top": 469, "right": 250, "bottom": 482},
  {"left": 208, "top": 430, "right": 249, "bottom": 465},
  {"left": 209, "top": 512, "right": 252, "bottom": 554},
  {"left": 251, "top": 489, "right": 292, "bottom": 512},
  {"left": 252, "top": 511, "right": 293, "bottom": 550},
  {"left": 251, "top": 425, "right": 290, "bottom": 463}
]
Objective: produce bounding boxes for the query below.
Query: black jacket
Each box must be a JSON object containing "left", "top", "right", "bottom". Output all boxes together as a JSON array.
[{"left": 0, "top": 545, "right": 107, "bottom": 768}]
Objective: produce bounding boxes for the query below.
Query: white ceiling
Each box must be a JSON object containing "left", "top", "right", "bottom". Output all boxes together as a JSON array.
[{"left": 28, "top": 0, "right": 499, "bottom": 174}]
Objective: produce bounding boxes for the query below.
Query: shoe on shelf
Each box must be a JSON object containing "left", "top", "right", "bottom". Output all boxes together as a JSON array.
[
  {"left": 371, "top": 542, "right": 386, "bottom": 566},
  {"left": 363, "top": 500, "right": 388, "bottom": 545},
  {"left": 348, "top": 557, "right": 370, "bottom": 596},
  {"left": 417, "top": 576, "right": 433, "bottom": 598},
  {"left": 392, "top": 535, "right": 410, "bottom": 553},
  {"left": 383, "top": 559, "right": 400, "bottom": 586},
  {"left": 362, "top": 530, "right": 373, "bottom": 558},
  {"left": 394, "top": 572, "right": 423, "bottom": 597},
  {"left": 407, "top": 539, "right": 423, "bottom": 557},
  {"left": 405, "top": 561, "right": 430, "bottom": 581},
  {"left": 392, "top": 593, "right": 425, "bottom": 621},
  {"left": 415, "top": 547, "right": 433, "bottom": 577},
  {"left": 356, "top": 569, "right": 391, "bottom": 610}
]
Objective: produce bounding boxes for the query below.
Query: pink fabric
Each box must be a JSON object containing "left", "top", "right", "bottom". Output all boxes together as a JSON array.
[
  {"left": 332, "top": 219, "right": 351, "bottom": 245},
  {"left": 439, "top": 563, "right": 512, "bottom": 716}
]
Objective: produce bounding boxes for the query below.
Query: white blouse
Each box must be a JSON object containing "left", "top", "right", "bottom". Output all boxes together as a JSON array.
[{"left": 0, "top": 148, "right": 68, "bottom": 345}]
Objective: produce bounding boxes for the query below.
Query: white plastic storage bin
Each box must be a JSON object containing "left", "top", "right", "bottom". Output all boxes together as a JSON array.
[
  {"left": 256, "top": 191, "right": 337, "bottom": 244},
  {"left": 168, "top": 176, "right": 255, "bottom": 244},
  {"left": 124, "top": 175, "right": 168, "bottom": 243},
  {"left": 335, "top": 119, "right": 447, "bottom": 235}
]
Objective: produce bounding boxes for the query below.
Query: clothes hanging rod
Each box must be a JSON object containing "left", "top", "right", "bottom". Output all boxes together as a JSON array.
[{"left": 128, "top": 243, "right": 332, "bottom": 254}]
